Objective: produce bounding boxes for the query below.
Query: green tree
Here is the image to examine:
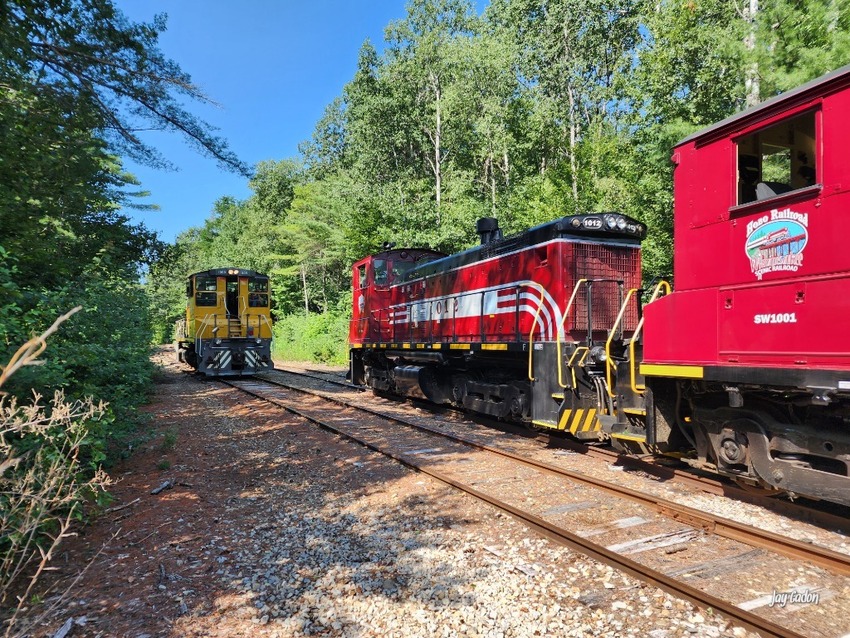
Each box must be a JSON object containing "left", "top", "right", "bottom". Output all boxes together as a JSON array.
[{"left": 1, "top": 0, "right": 247, "bottom": 172}]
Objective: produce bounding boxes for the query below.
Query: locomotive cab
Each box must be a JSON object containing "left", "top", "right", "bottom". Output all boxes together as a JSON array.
[
  {"left": 635, "top": 64, "right": 850, "bottom": 504},
  {"left": 175, "top": 268, "right": 274, "bottom": 376}
]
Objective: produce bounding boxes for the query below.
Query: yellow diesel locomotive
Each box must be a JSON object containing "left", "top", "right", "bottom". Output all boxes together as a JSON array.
[{"left": 175, "top": 268, "right": 274, "bottom": 376}]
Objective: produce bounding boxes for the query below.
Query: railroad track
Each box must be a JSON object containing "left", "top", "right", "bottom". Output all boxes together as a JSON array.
[
  {"left": 272, "top": 366, "right": 850, "bottom": 533},
  {"left": 223, "top": 372, "right": 850, "bottom": 638}
]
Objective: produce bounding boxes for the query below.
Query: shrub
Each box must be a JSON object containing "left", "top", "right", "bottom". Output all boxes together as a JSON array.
[
  {"left": 272, "top": 311, "right": 349, "bottom": 364},
  {"left": 0, "top": 310, "right": 111, "bottom": 634},
  {"left": 1, "top": 267, "right": 155, "bottom": 466}
]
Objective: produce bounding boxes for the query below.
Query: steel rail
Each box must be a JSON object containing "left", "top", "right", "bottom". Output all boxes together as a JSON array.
[
  {"left": 544, "top": 437, "right": 850, "bottom": 535},
  {"left": 267, "top": 368, "right": 850, "bottom": 535},
  {"left": 250, "top": 373, "right": 850, "bottom": 578},
  {"left": 223, "top": 377, "right": 808, "bottom": 638}
]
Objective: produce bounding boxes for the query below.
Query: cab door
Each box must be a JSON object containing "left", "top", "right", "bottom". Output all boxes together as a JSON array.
[{"left": 351, "top": 258, "right": 372, "bottom": 342}]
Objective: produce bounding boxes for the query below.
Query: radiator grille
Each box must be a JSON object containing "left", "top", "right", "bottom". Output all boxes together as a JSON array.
[{"left": 571, "top": 243, "right": 641, "bottom": 332}]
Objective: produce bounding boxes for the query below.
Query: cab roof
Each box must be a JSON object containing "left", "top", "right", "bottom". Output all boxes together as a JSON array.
[{"left": 189, "top": 268, "right": 268, "bottom": 279}]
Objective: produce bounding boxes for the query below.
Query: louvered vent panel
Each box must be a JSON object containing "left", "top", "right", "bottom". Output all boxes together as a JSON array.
[{"left": 572, "top": 243, "right": 641, "bottom": 332}]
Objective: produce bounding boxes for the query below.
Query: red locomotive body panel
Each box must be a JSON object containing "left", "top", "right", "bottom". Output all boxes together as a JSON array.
[
  {"left": 350, "top": 222, "right": 642, "bottom": 350},
  {"left": 643, "top": 66, "right": 850, "bottom": 376}
]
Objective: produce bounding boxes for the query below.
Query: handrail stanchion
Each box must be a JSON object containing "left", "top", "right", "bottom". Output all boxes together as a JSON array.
[
  {"left": 629, "top": 280, "right": 671, "bottom": 394},
  {"left": 480, "top": 291, "right": 485, "bottom": 342},
  {"left": 527, "top": 287, "right": 547, "bottom": 382},
  {"left": 555, "top": 279, "right": 588, "bottom": 389},
  {"left": 514, "top": 286, "right": 521, "bottom": 341},
  {"left": 604, "top": 288, "right": 639, "bottom": 399}
]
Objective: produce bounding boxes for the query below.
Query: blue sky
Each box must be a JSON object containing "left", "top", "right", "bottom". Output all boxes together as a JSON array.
[{"left": 114, "top": 0, "right": 412, "bottom": 243}]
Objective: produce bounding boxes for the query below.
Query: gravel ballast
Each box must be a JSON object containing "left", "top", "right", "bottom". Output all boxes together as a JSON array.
[{"left": 23, "top": 351, "right": 759, "bottom": 637}]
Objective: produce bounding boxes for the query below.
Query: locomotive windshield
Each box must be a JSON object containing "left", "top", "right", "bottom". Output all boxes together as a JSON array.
[
  {"left": 194, "top": 276, "right": 217, "bottom": 306},
  {"left": 374, "top": 259, "right": 388, "bottom": 285}
]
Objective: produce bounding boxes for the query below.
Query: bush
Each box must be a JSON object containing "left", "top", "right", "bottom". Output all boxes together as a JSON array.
[
  {"left": 1, "top": 267, "right": 155, "bottom": 466},
  {"left": 272, "top": 311, "right": 349, "bottom": 364},
  {"left": 0, "top": 310, "right": 111, "bottom": 633}
]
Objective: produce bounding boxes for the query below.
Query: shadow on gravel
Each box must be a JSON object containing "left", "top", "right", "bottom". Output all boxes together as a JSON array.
[{"left": 158, "top": 404, "right": 487, "bottom": 637}]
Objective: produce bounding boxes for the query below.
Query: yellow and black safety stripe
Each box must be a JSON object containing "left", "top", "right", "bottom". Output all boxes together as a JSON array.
[
  {"left": 557, "top": 407, "right": 600, "bottom": 434},
  {"left": 532, "top": 408, "right": 600, "bottom": 433}
]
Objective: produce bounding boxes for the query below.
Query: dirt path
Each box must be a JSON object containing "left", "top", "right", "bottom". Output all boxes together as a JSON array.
[{"left": 18, "top": 349, "right": 746, "bottom": 638}]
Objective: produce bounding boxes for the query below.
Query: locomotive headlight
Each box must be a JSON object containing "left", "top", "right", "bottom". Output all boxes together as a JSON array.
[
  {"left": 571, "top": 218, "right": 581, "bottom": 228},
  {"left": 215, "top": 338, "right": 222, "bottom": 345},
  {"left": 589, "top": 345, "right": 607, "bottom": 363},
  {"left": 616, "top": 217, "right": 627, "bottom": 230},
  {"left": 604, "top": 215, "right": 617, "bottom": 229},
  {"left": 256, "top": 338, "right": 262, "bottom": 344}
]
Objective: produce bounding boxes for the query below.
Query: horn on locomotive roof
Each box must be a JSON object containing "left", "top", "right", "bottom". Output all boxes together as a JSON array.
[{"left": 476, "top": 217, "right": 502, "bottom": 245}]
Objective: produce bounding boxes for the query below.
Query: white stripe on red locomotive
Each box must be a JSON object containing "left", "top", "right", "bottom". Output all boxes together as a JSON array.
[{"left": 383, "top": 281, "right": 564, "bottom": 341}]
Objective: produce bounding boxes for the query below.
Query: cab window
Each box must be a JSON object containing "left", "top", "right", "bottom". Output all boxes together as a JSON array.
[
  {"left": 195, "top": 292, "right": 217, "bottom": 306},
  {"left": 737, "top": 110, "right": 817, "bottom": 204},
  {"left": 248, "top": 293, "right": 268, "bottom": 307},
  {"left": 357, "top": 264, "right": 367, "bottom": 289},
  {"left": 195, "top": 276, "right": 217, "bottom": 292},
  {"left": 194, "top": 276, "right": 218, "bottom": 306},
  {"left": 373, "top": 259, "right": 388, "bottom": 286},
  {"left": 248, "top": 278, "right": 269, "bottom": 307}
]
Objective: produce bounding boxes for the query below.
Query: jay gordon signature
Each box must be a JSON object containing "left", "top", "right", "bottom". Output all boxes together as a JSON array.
[{"left": 768, "top": 588, "right": 820, "bottom": 608}]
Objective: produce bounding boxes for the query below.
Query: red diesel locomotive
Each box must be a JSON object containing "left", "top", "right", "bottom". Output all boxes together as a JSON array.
[{"left": 349, "top": 64, "right": 850, "bottom": 506}]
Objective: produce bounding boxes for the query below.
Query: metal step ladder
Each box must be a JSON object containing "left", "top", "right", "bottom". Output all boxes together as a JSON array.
[{"left": 227, "top": 317, "right": 241, "bottom": 338}]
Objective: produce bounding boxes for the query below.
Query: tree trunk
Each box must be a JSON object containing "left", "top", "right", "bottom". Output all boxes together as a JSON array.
[
  {"left": 300, "top": 263, "right": 309, "bottom": 318},
  {"left": 487, "top": 154, "right": 497, "bottom": 213},
  {"left": 433, "top": 72, "right": 442, "bottom": 221},
  {"left": 744, "top": 0, "right": 759, "bottom": 108},
  {"left": 568, "top": 86, "right": 579, "bottom": 204},
  {"left": 828, "top": 0, "right": 839, "bottom": 32}
]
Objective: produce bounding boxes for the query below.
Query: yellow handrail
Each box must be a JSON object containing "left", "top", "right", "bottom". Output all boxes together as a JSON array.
[
  {"left": 566, "top": 345, "right": 590, "bottom": 389},
  {"left": 526, "top": 286, "right": 548, "bottom": 382},
  {"left": 255, "top": 313, "right": 274, "bottom": 340},
  {"left": 604, "top": 288, "right": 640, "bottom": 398},
  {"left": 629, "top": 280, "right": 671, "bottom": 394},
  {"left": 555, "top": 279, "right": 588, "bottom": 388}
]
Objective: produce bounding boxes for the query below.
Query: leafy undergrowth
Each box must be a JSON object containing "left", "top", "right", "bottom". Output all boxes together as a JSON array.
[{"left": 272, "top": 311, "right": 349, "bottom": 364}]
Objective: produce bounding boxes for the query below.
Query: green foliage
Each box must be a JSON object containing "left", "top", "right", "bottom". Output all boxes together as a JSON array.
[
  {"left": 1, "top": 0, "right": 247, "bottom": 174},
  {"left": 754, "top": 0, "right": 850, "bottom": 95},
  {"left": 161, "top": 427, "right": 178, "bottom": 451},
  {"left": 1, "top": 267, "right": 155, "bottom": 470},
  {"left": 151, "top": 0, "right": 850, "bottom": 355},
  {"left": 273, "top": 312, "right": 350, "bottom": 364}
]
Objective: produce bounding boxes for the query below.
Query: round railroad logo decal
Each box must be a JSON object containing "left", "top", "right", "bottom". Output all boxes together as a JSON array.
[{"left": 745, "top": 208, "right": 808, "bottom": 280}]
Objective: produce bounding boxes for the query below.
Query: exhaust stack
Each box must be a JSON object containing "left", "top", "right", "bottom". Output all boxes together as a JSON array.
[{"left": 476, "top": 217, "right": 502, "bottom": 245}]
